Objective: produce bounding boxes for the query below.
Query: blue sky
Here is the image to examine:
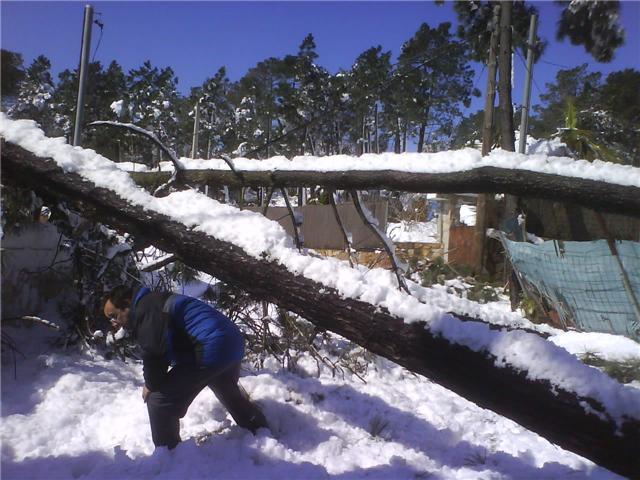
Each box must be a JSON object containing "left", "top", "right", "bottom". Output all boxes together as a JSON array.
[{"left": 2, "top": 1, "right": 639, "bottom": 114}]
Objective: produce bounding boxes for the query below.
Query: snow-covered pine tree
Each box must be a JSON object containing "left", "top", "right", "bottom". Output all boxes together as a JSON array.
[
  {"left": 121, "top": 61, "right": 180, "bottom": 166},
  {"left": 1, "top": 49, "right": 25, "bottom": 112},
  {"left": 191, "top": 67, "right": 235, "bottom": 159},
  {"left": 8, "top": 55, "right": 55, "bottom": 132},
  {"left": 50, "top": 61, "right": 127, "bottom": 158},
  {"left": 346, "top": 46, "right": 392, "bottom": 155},
  {"left": 396, "top": 22, "right": 475, "bottom": 153},
  {"left": 230, "top": 58, "right": 284, "bottom": 158},
  {"left": 291, "top": 34, "right": 339, "bottom": 156},
  {"left": 556, "top": 0, "right": 625, "bottom": 63}
]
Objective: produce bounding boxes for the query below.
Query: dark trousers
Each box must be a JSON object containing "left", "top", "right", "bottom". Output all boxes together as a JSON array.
[{"left": 146, "top": 362, "right": 267, "bottom": 448}]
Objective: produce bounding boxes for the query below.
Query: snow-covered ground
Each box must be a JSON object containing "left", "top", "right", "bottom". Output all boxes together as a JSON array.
[
  {"left": 2, "top": 300, "right": 637, "bottom": 480},
  {"left": 387, "top": 220, "right": 438, "bottom": 243}
]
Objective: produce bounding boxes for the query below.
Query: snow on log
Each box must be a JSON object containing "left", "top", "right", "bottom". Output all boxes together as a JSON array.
[
  {"left": 123, "top": 156, "right": 640, "bottom": 218},
  {"left": 2, "top": 120, "right": 640, "bottom": 477}
]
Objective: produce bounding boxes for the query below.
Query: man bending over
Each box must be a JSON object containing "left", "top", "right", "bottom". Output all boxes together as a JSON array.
[{"left": 103, "top": 285, "right": 268, "bottom": 449}]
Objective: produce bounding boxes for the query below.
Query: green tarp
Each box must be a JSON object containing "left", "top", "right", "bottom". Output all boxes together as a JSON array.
[{"left": 504, "top": 238, "right": 640, "bottom": 341}]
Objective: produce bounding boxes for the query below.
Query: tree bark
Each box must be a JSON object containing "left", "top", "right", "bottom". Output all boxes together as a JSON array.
[
  {"left": 417, "top": 121, "right": 426, "bottom": 153},
  {"left": 498, "top": 1, "right": 515, "bottom": 152},
  {"left": 482, "top": 4, "right": 500, "bottom": 157},
  {"left": 476, "top": 4, "right": 500, "bottom": 275},
  {"left": 417, "top": 104, "right": 431, "bottom": 154},
  {"left": 2, "top": 141, "right": 639, "bottom": 478},
  {"left": 122, "top": 167, "right": 640, "bottom": 219},
  {"left": 402, "top": 121, "right": 408, "bottom": 153}
]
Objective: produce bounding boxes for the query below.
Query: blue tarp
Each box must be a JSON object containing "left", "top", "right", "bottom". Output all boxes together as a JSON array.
[{"left": 504, "top": 238, "right": 640, "bottom": 341}]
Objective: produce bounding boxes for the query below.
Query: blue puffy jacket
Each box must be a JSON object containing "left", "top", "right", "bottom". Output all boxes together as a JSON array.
[{"left": 129, "top": 287, "right": 244, "bottom": 390}]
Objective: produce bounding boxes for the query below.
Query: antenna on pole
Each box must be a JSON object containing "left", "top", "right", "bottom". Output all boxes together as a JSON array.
[{"left": 73, "top": 4, "right": 94, "bottom": 147}]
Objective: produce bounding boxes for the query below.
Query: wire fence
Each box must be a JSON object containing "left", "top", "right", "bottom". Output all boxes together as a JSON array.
[{"left": 503, "top": 237, "right": 640, "bottom": 341}]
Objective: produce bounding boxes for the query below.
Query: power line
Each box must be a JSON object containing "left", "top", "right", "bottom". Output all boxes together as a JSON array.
[
  {"left": 515, "top": 49, "right": 544, "bottom": 99},
  {"left": 472, "top": 63, "right": 487, "bottom": 93},
  {"left": 91, "top": 14, "right": 104, "bottom": 63},
  {"left": 540, "top": 59, "right": 572, "bottom": 70}
]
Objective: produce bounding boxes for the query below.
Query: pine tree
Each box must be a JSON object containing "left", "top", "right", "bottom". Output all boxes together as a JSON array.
[
  {"left": 396, "top": 22, "right": 475, "bottom": 152},
  {"left": 531, "top": 66, "right": 639, "bottom": 165},
  {"left": 324, "top": 71, "right": 352, "bottom": 155},
  {"left": 453, "top": 1, "right": 546, "bottom": 62},
  {"left": 346, "top": 46, "right": 392, "bottom": 154},
  {"left": 292, "top": 34, "right": 333, "bottom": 155},
  {"left": 1, "top": 49, "right": 25, "bottom": 111},
  {"left": 230, "top": 57, "right": 284, "bottom": 158},
  {"left": 451, "top": 110, "right": 485, "bottom": 149},
  {"left": 191, "top": 67, "right": 234, "bottom": 158},
  {"left": 51, "top": 61, "right": 126, "bottom": 158},
  {"left": 122, "top": 61, "right": 180, "bottom": 165},
  {"left": 452, "top": 1, "right": 624, "bottom": 152},
  {"left": 556, "top": 0, "right": 625, "bottom": 62},
  {"left": 9, "top": 55, "right": 55, "bottom": 131},
  {"left": 530, "top": 64, "right": 602, "bottom": 138},
  {"left": 598, "top": 69, "right": 640, "bottom": 165}
]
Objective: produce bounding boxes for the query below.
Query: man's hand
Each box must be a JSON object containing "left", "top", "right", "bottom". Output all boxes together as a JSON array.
[{"left": 142, "top": 385, "right": 151, "bottom": 403}]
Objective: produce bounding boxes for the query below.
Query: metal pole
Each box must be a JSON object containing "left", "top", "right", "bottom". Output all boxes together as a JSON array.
[
  {"left": 206, "top": 110, "right": 214, "bottom": 159},
  {"left": 374, "top": 102, "right": 379, "bottom": 154},
  {"left": 73, "top": 5, "right": 93, "bottom": 146},
  {"left": 191, "top": 100, "right": 200, "bottom": 158},
  {"left": 518, "top": 14, "right": 538, "bottom": 154}
]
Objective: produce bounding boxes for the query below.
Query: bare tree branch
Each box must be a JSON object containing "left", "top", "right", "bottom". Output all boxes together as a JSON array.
[
  {"left": 349, "top": 190, "right": 410, "bottom": 294},
  {"left": 329, "top": 189, "right": 355, "bottom": 267},
  {"left": 280, "top": 188, "right": 303, "bottom": 251},
  {"left": 89, "top": 121, "right": 185, "bottom": 196}
]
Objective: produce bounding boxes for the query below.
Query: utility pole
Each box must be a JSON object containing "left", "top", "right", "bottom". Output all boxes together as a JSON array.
[
  {"left": 518, "top": 14, "right": 538, "bottom": 154},
  {"left": 73, "top": 4, "right": 94, "bottom": 146},
  {"left": 374, "top": 103, "right": 379, "bottom": 154},
  {"left": 474, "top": 4, "right": 501, "bottom": 275},
  {"left": 191, "top": 100, "right": 200, "bottom": 159},
  {"left": 206, "top": 110, "right": 214, "bottom": 159}
]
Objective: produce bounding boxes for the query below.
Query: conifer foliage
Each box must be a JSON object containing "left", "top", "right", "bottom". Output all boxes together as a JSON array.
[{"left": 8, "top": 55, "right": 56, "bottom": 128}]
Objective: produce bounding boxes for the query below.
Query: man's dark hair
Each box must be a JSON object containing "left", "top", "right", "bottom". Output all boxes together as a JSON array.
[{"left": 107, "top": 285, "right": 134, "bottom": 309}]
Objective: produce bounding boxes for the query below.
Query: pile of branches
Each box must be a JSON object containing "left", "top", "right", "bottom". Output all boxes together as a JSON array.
[{"left": 216, "top": 284, "right": 374, "bottom": 381}]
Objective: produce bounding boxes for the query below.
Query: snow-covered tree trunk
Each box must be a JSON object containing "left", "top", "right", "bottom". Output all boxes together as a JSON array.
[
  {"left": 126, "top": 167, "right": 640, "bottom": 218},
  {"left": 2, "top": 140, "right": 639, "bottom": 478}
]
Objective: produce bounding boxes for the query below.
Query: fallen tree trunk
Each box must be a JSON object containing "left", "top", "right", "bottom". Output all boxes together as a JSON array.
[
  {"left": 127, "top": 167, "right": 640, "bottom": 217},
  {"left": 2, "top": 141, "right": 638, "bottom": 478}
]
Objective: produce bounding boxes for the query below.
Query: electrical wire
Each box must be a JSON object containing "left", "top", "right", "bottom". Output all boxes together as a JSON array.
[
  {"left": 515, "top": 48, "right": 543, "bottom": 98},
  {"left": 540, "top": 59, "right": 572, "bottom": 70},
  {"left": 472, "top": 63, "right": 487, "bottom": 94},
  {"left": 91, "top": 14, "right": 104, "bottom": 62}
]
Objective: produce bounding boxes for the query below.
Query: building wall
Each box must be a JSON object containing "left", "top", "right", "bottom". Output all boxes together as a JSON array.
[
  {"left": 1, "top": 223, "right": 74, "bottom": 318},
  {"left": 246, "top": 201, "right": 389, "bottom": 250},
  {"left": 524, "top": 199, "right": 640, "bottom": 241}
]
